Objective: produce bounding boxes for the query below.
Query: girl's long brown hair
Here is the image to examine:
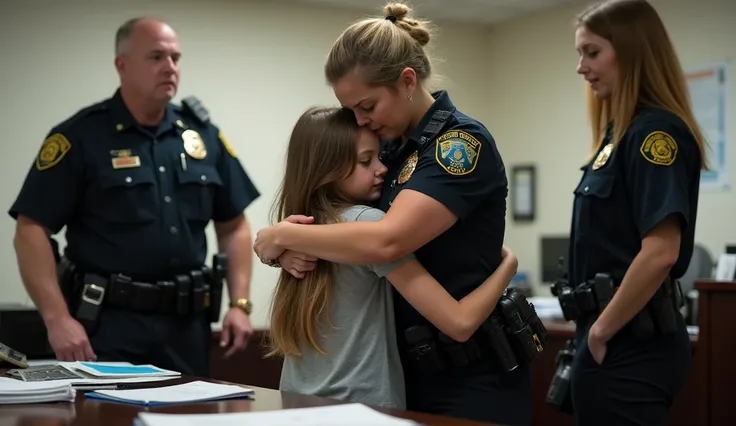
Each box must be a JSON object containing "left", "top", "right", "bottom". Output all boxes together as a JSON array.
[
  {"left": 266, "top": 106, "right": 362, "bottom": 358},
  {"left": 579, "top": 0, "right": 709, "bottom": 169}
]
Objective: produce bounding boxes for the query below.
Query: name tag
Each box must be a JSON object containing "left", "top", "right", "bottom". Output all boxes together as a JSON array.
[{"left": 111, "top": 156, "right": 141, "bottom": 169}]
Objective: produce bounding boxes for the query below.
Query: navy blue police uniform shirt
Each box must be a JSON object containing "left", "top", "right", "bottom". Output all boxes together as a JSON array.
[
  {"left": 378, "top": 90, "right": 508, "bottom": 333},
  {"left": 8, "top": 89, "right": 260, "bottom": 280},
  {"left": 568, "top": 108, "right": 701, "bottom": 289}
]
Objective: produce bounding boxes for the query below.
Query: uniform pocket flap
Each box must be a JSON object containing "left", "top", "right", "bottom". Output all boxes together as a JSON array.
[
  {"left": 97, "top": 167, "right": 156, "bottom": 189},
  {"left": 574, "top": 173, "right": 615, "bottom": 198}
]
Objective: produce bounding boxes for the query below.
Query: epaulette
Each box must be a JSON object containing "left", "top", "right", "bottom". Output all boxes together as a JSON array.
[
  {"left": 181, "top": 96, "right": 210, "bottom": 124},
  {"left": 53, "top": 100, "right": 109, "bottom": 132}
]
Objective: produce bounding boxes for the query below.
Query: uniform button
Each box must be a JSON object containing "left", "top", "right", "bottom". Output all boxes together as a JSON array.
[
  {"left": 169, "top": 226, "right": 178, "bottom": 234},
  {"left": 164, "top": 196, "right": 172, "bottom": 203},
  {"left": 584, "top": 186, "right": 589, "bottom": 192},
  {"left": 159, "top": 166, "right": 166, "bottom": 172},
  {"left": 200, "top": 174, "right": 207, "bottom": 181},
  {"left": 125, "top": 176, "right": 132, "bottom": 183}
]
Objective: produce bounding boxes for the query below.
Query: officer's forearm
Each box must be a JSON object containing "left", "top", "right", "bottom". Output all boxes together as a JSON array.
[
  {"left": 13, "top": 220, "right": 70, "bottom": 323},
  {"left": 275, "top": 221, "right": 395, "bottom": 265},
  {"left": 216, "top": 216, "right": 252, "bottom": 300},
  {"left": 593, "top": 244, "right": 676, "bottom": 341}
]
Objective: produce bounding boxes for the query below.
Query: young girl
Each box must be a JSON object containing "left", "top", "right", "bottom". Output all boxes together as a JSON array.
[{"left": 267, "top": 106, "right": 519, "bottom": 410}]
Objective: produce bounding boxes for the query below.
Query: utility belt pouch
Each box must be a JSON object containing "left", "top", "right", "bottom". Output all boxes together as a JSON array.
[
  {"left": 592, "top": 273, "right": 614, "bottom": 313},
  {"left": 209, "top": 253, "right": 228, "bottom": 322},
  {"left": 174, "top": 274, "right": 191, "bottom": 315},
  {"left": 75, "top": 273, "right": 107, "bottom": 333},
  {"left": 551, "top": 279, "right": 579, "bottom": 321},
  {"left": 437, "top": 332, "right": 481, "bottom": 369},
  {"left": 649, "top": 278, "right": 679, "bottom": 335},
  {"left": 546, "top": 338, "right": 576, "bottom": 414},
  {"left": 481, "top": 315, "right": 519, "bottom": 372},
  {"left": 404, "top": 325, "right": 445, "bottom": 375},
  {"left": 57, "top": 258, "right": 78, "bottom": 306},
  {"left": 499, "top": 290, "right": 545, "bottom": 363},
  {"left": 190, "top": 270, "right": 206, "bottom": 313}
]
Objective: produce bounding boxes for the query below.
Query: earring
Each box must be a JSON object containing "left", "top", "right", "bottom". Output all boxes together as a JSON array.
[{"left": 407, "top": 93, "right": 413, "bottom": 102}]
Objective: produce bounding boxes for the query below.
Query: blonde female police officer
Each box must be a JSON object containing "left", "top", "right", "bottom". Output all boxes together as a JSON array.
[
  {"left": 558, "top": 1, "right": 706, "bottom": 425},
  {"left": 254, "top": 4, "right": 532, "bottom": 425}
]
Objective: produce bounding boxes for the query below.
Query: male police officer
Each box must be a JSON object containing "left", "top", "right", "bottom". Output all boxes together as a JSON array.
[{"left": 9, "top": 17, "right": 259, "bottom": 377}]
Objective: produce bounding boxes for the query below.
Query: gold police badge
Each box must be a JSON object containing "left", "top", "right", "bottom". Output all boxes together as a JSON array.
[
  {"left": 182, "top": 129, "right": 207, "bottom": 160},
  {"left": 592, "top": 143, "right": 614, "bottom": 170},
  {"left": 398, "top": 151, "right": 418, "bottom": 184},
  {"left": 640, "top": 131, "right": 677, "bottom": 166}
]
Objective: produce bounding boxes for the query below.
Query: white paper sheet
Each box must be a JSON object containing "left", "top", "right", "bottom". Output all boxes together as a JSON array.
[
  {"left": 89, "top": 380, "right": 252, "bottom": 405},
  {"left": 137, "top": 403, "right": 419, "bottom": 426}
]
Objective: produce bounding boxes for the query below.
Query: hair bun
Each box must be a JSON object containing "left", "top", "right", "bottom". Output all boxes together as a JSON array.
[
  {"left": 383, "top": 3, "right": 411, "bottom": 21},
  {"left": 383, "top": 3, "right": 431, "bottom": 46}
]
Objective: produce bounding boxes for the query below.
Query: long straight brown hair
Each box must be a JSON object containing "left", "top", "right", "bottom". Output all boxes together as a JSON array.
[
  {"left": 579, "top": 0, "right": 709, "bottom": 169},
  {"left": 266, "top": 107, "right": 362, "bottom": 358}
]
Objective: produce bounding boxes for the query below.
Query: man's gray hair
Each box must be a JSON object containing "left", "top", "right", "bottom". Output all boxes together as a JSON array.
[{"left": 115, "top": 17, "right": 146, "bottom": 55}]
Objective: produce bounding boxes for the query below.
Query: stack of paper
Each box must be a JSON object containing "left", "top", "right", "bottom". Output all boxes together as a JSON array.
[
  {"left": 86, "top": 380, "right": 254, "bottom": 406},
  {"left": 136, "top": 403, "right": 419, "bottom": 426},
  {"left": 7, "top": 361, "right": 181, "bottom": 390},
  {"left": 0, "top": 377, "right": 75, "bottom": 405}
]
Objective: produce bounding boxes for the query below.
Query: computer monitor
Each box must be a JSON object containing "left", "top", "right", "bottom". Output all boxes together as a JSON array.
[{"left": 540, "top": 236, "right": 570, "bottom": 284}]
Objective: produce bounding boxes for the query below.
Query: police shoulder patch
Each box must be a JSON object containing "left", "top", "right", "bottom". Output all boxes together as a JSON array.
[
  {"left": 639, "top": 131, "right": 678, "bottom": 166},
  {"left": 219, "top": 131, "right": 237, "bottom": 158},
  {"left": 36, "top": 133, "right": 72, "bottom": 171},
  {"left": 435, "top": 130, "right": 482, "bottom": 176}
]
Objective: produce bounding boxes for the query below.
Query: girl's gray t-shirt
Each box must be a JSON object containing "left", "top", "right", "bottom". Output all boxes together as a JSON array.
[{"left": 278, "top": 205, "right": 414, "bottom": 409}]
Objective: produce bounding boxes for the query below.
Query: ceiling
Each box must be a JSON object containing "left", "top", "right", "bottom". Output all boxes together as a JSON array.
[{"left": 293, "top": 0, "right": 579, "bottom": 25}]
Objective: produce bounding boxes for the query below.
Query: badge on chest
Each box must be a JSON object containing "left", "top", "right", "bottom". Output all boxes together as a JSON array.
[
  {"left": 182, "top": 129, "right": 207, "bottom": 160},
  {"left": 592, "top": 143, "right": 614, "bottom": 170},
  {"left": 398, "top": 151, "right": 418, "bottom": 184},
  {"left": 110, "top": 149, "right": 141, "bottom": 169}
]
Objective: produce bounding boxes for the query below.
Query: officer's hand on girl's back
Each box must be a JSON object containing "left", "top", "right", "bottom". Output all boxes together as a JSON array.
[{"left": 47, "top": 314, "right": 97, "bottom": 362}]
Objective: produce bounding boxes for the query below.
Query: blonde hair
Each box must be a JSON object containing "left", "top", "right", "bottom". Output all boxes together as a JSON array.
[
  {"left": 325, "top": 2, "right": 435, "bottom": 87},
  {"left": 266, "top": 107, "right": 363, "bottom": 358},
  {"left": 578, "top": 0, "right": 708, "bottom": 169}
]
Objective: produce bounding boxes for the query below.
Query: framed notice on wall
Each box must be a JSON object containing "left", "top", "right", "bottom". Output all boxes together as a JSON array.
[{"left": 511, "top": 164, "right": 536, "bottom": 222}]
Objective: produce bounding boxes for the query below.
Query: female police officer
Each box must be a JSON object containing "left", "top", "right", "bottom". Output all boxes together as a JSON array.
[
  {"left": 254, "top": 3, "right": 531, "bottom": 425},
  {"left": 564, "top": 1, "right": 706, "bottom": 425}
]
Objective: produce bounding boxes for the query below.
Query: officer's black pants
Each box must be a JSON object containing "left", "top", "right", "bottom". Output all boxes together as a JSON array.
[
  {"left": 570, "top": 314, "right": 691, "bottom": 426},
  {"left": 87, "top": 306, "right": 211, "bottom": 377},
  {"left": 404, "top": 360, "right": 532, "bottom": 426}
]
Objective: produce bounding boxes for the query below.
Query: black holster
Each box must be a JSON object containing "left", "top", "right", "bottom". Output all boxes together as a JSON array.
[{"left": 546, "top": 338, "right": 576, "bottom": 414}]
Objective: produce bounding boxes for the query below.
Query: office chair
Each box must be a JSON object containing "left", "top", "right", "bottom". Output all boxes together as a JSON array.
[{"left": 678, "top": 244, "right": 713, "bottom": 325}]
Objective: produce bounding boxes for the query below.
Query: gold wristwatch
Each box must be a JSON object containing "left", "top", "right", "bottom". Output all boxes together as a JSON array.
[{"left": 230, "top": 298, "right": 253, "bottom": 315}]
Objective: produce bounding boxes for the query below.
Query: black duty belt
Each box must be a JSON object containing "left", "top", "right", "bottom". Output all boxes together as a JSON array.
[
  {"left": 400, "top": 288, "right": 548, "bottom": 376},
  {"left": 78, "top": 272, "right": 209, "bottom": 315}
]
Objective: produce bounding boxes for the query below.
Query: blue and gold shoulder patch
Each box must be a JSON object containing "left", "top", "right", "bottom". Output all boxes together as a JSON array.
[
  {"left": 36, "top": 133, "right": 71, "bottom": 171},
  {"left": 435, "top": 130, "right": 482, "bottom": 176},
  {"left": 219, "top": 131, "right": 237, "bottom": 158},
  {"left": 640, "top": 131, "right": 677, "bottom": 166}
]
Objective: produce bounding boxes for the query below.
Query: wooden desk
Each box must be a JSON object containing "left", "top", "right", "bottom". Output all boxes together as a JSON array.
[
  {"left": 694, "top": 280, "right": 736, "bottom": 426},
  {"left": 0, "top": 376, "right": 494, "bottom": 426}
]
